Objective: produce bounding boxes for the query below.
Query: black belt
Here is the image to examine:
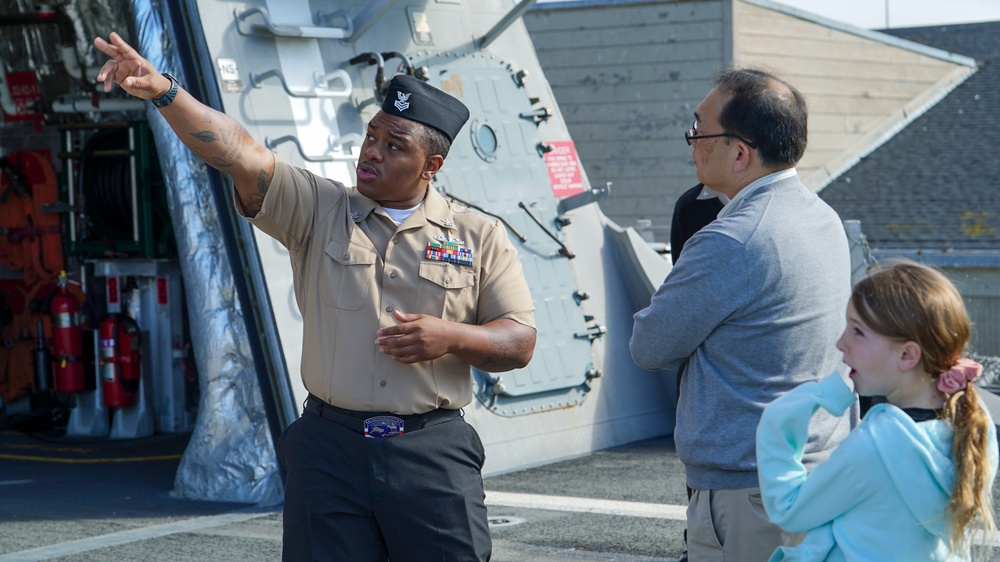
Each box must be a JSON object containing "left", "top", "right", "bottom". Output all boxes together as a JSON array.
[{"left": 304, "top": 394, "right": 461, "bottom": 438}]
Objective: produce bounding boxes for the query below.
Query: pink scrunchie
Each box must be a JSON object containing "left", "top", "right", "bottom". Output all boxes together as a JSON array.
[{"left": 937, "top": 358, "right": 983, "bottom": 395}]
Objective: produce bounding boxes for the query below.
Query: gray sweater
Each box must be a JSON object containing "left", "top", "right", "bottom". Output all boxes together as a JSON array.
[{"left": 630, "top": 174, "right": 854, "bottom": 490}]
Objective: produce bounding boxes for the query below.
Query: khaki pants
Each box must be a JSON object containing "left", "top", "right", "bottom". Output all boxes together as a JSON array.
[{"left": 687, "top": 487, "right": 803, "bottom": 561}]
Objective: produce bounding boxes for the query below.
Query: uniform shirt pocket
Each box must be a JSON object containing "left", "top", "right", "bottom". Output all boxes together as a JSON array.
[
  {"left": 416, "top": 261, "right": 476, "bottom": 320},
  {"left": 321, "top": 239, "right": 377, "bottom": 310}
]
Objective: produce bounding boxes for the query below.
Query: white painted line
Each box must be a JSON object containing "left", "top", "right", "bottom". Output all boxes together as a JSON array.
[
  {"left": 487, "top": 492, "right": 1000, "bottom": 548},
  {"left": 486, "top": 491, "right": 688, "bottom": 521},
  {"left": 0, "top": 511, "right": 275, "bottom": 562},
  {"left": 493, "top": 540, "right": 682, "bottom": 562}
]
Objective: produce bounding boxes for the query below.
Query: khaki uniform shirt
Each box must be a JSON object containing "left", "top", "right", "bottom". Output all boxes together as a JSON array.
[{"left": 237, "top": 159, "right": 535, "bottom": 414}]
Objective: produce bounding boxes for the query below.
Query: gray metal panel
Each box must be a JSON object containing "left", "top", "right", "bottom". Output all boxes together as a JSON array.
[{"left": 422, "top": 55, "right": 596, "bottom": 407}]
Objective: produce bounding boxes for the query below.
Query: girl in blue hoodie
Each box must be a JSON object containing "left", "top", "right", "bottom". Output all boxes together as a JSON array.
[{"left": 756, "top": 261, "right": 997, "bottom": 561}]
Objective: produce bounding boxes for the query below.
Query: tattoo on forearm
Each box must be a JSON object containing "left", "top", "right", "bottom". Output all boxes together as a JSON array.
[
  {"left": 186, "top": 113, "right": 250, "bottom": 171},
  {"left": 207, "top": 157, "right": 234, "bottom": 169},
  {"left": 191, "top": 130, "right": 219, "bottom": 143},
  {"left": 257, "top": 168, "right": 270, "bottom": 193},
  {"left": 183, "top": 110, "right": 269, "bottom": 216},
  {"left": 244, "top": 168, "right": 271, "bottom": 216},
  {"left": 223, "top": 125, "right": 250, "bottom": 165},
  {"left": 187, "top": 124, "right": 223, "bottom": 165}
]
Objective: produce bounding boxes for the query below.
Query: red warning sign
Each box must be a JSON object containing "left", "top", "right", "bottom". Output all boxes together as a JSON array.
[
  {"left": 2, "top": 71, "right": 42, "bottom": 122},
  {"left": 543, "top": 140, "right": 585, "bottom": 198}
]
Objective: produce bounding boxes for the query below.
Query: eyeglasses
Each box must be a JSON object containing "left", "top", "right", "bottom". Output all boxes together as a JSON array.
[{"left": 685, "top": 121, "right": 757, "bottom": 149}]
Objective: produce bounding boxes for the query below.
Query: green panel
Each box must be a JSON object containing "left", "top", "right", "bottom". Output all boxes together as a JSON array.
[{"left": 59, "top": 121, "right": 174, "bottom": 259}]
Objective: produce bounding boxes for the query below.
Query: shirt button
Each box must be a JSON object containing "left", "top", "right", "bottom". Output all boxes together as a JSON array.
[
  {"left": 445, "top": 277, "right": 452, "bottom": 285},
  {"left": 392, "top": 238, "right": 400, "bottom": 245},
  {"left": 380, "top": 380, "right": 387, "bottom": 388},
  {"left": 386, "top": 306, "right": 394, "bottom": 313},
  {"left": 389, "top": 272, "right": 397, "bottom": 279},
  {"left": 342, "top": 254, "right": 350, "bottom": 261}
]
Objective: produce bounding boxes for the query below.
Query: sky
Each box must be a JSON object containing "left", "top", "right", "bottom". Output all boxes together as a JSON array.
[{"left": 769, "top": 0, "right": 1000, "bottom": 29}]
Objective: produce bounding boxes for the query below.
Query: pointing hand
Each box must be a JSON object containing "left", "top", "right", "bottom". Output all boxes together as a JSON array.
[{"left": 93, "top": 32, "right": 171, "bottom": 100}]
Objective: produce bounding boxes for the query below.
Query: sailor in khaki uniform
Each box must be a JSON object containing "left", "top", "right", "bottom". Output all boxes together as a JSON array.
[
  {"left": 95, "top": 33, "right": 536, "bottom": 562},
  {"left": 251, "top": 159, "right": 534, "bottom": 415}
]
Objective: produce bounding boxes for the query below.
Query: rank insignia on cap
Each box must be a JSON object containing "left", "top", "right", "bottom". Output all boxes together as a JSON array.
[
  {"left": 425, "top": 238, "right": 473, "bottom": 266},
  {"left": 381, "top": 75, "right": 470, "bottom": 143},
  {"left": 394, "top": 91, "right": 411, "bottom": 112}
]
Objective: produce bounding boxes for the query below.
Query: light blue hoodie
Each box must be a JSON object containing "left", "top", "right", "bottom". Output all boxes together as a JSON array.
[{"left": 757, "top": 373, "right": 999, "bottom": 561}]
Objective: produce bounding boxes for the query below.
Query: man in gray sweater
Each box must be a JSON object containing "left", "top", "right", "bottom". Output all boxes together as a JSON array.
[{"left": 630, "top": 68, "right": 853, "bottom": 561}]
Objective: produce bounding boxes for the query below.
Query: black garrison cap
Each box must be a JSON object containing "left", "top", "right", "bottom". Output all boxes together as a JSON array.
[{"left": 381, "top": 75, "right": 470, "bottom": 142}]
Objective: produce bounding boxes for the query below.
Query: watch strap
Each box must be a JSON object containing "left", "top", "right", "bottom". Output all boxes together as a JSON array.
[{"left": 151, "top": 73, "right": 179, "bottom": 108}]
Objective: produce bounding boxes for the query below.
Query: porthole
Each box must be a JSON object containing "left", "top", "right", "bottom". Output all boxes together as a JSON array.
[{"left": 470, "top": 119, "right": 498, "bottom": 162}]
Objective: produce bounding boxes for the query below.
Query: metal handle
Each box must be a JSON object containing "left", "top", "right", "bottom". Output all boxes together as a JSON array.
[
  {"left": 265, "top": 136, "right": 333, "bottom": 163},
  {"left": 519, "top": 201, "right": 575, "bottom": 258},
  {"left": 267, "top": 133, "right": 364, "bottom": 163},
  {"left": 329, "top": 133, "right": 363, "bottom": 155},
  {"left": 250, "top": 68, "right": 352, "bottom": 99},
  {"left": 315, "top": 70, "right": 352, "bottom": 97},
  {"left": 234, "top": 7, "right": 352, "bottom": 39}
]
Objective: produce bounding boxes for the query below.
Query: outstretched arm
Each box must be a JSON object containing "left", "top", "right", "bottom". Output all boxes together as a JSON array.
[
  {"left": 376, "top": 310, "right": 535, "bottom": 372},
  {"left": 756, "top": 373, "right": 865, "bottom": 531},
  {"left": 94, "top": 32, "right": 274, "bottom": 216}
]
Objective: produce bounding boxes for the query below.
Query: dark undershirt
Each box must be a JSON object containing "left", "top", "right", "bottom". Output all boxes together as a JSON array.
[
  {"left": 865, "top": 396, "right": 940, "bottom": 422},
  {"left": 902, "top": 407, "right": 941, "bottom": 422}
]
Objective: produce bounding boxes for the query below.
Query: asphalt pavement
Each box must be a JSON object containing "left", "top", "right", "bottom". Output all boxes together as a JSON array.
[
  {"left": 0, "top": 428, "right": 687, "bottom": 561},
  {"left": 3, "top": 427, "right": 1000, "bottom": 561}
]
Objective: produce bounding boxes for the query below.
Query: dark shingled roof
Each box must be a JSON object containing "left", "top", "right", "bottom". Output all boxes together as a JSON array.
[{"left": 819, "top": 21, "right": 1000, "bottom": 251}]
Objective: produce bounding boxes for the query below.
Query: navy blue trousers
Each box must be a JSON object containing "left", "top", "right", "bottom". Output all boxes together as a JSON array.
[{"left": 277, "top": 409, "right": 491, "bottom": 561}]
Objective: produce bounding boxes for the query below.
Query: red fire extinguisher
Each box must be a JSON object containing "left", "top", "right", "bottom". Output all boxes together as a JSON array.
[
  {"left": 99, "top": 314, "right": 141, "bottom": 408},
  {"left": 50, "top": 274, "right": 85, "bottom": 393}
]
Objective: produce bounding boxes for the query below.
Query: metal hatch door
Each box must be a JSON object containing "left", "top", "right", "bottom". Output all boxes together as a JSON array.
[{"left": 424, "top": 55, "right": 598, "bottom": 416}]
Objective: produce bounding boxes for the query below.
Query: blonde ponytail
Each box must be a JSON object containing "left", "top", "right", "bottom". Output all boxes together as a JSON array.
[{"left": 942, "top": 384, "right": 996, "bottom": 551}]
